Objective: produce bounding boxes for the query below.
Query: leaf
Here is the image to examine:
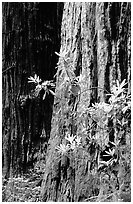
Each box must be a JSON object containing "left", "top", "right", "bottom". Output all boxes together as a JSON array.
[
  {"left": 28, "top": 76, "right": 36, "bottom": 83},
  {"left": 70, "top": 84, "right": 81, "bottom": 96},
  {"left": 28, "top": 74, "right": 42, "bottom": 84},
  {"left": 43, "top": 92, "right": 46, "bottom": 100},
  {"left": 122, "top": 103, "right": 131, "bottom": 113},
  {"left": 70, "top": 141, "right": 76, "bottom": 150},
  {"left": 105, "top": 148, "right": 115, "bottom": 156},
  {"left": 75, "top": 136, "right": 81, "bottom": 146},
  {"left": 119, "top": 79, "right": 127, "bottom": 89},
  {"left": 112, "top": 79, "right": 127, "bottom": 97},
  {"left": 55, "top": 144, "right": 70, "bottom": 155},
  {"left": 65, "top": 134, "right": 76, "bottom": 144},
  {"left": 49, "top": 89, "right": 55, "bottom": 96},
  {"left": 55, "top": 50, "right": 69, "bottom": 59}
]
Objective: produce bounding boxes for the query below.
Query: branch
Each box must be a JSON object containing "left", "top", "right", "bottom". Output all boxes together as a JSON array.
[
  {"left": 2, "top": 64, "right": 16, "bottom": 74},
  {"left": 80, "top": 86, "right": 110, "bottom": 95}
]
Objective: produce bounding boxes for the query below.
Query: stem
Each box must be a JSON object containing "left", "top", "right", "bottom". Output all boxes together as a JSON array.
[
  {"left": 63, "top": 58, "right": 73, "bottom": 83},
  {"left": 80, "top": 86, "right": 110, "bottom": 95},
  {"left": 55, "top": 51, "right": 73, "bottom": 83}
]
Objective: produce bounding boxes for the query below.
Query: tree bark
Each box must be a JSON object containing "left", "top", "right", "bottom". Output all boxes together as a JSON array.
[
  {"left": 41, "top": 2, "right": 131, "bottom": 202},
  {"left": 2, "top": 2, "right": 63, "bottom": 178}
]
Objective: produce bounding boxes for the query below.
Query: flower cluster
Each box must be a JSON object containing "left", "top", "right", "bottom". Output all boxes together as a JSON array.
[
  {"left": 28, "top": 74, "right": 55, "bottom": 100},
  {"left": 56, "top": 134, "right": 81, "bottom": 155}
]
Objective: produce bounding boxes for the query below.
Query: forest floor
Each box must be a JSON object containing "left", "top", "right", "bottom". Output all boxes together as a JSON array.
[
  {"left": 2, "top": 166, "right": 131, "bottom": 202},
  {"left": 2, "top": 144, "right": 131, "bottom": 202},
  {"left": 2, "top": 169, "right": 131, "bottom": 202},
  {"left": 2, "top": 169, "right": 43, "bottom": 202}
]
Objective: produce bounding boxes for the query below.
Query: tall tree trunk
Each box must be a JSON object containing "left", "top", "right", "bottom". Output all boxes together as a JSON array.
[
  {"left": 2, "top": 2, "right": 63, "bottom": 178},
  {"left": 41, "top": 2, "right": 131, "bottom": 202}
]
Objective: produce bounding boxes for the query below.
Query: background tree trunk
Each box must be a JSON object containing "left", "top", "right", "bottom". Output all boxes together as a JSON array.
[
  {"left": 2, "top": 2, "right": 63, "bottom": 178},
  {"left": 41, "top": 2, "right": 131, "bottom": 202}
]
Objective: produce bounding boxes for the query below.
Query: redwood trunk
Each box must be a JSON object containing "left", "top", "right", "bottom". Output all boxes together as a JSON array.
[
  {"left": 2, "top": 2, "right": 63, "bottom": 178},
  {"left": 41, "top": 2, "right": 131, "bottom": 202}
]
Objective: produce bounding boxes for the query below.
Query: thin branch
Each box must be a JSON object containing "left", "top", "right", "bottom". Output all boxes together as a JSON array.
[
  {"left": 80, "top": 86, "right": 110, "bottom": 95},
  {"left": 2, "top": 64, "right": 16, "bottom": 74}
]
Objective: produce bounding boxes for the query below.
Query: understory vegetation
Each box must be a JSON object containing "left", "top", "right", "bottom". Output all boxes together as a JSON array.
[{"left": 3, "top": 51, "right": 131, "bottom": 202}]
